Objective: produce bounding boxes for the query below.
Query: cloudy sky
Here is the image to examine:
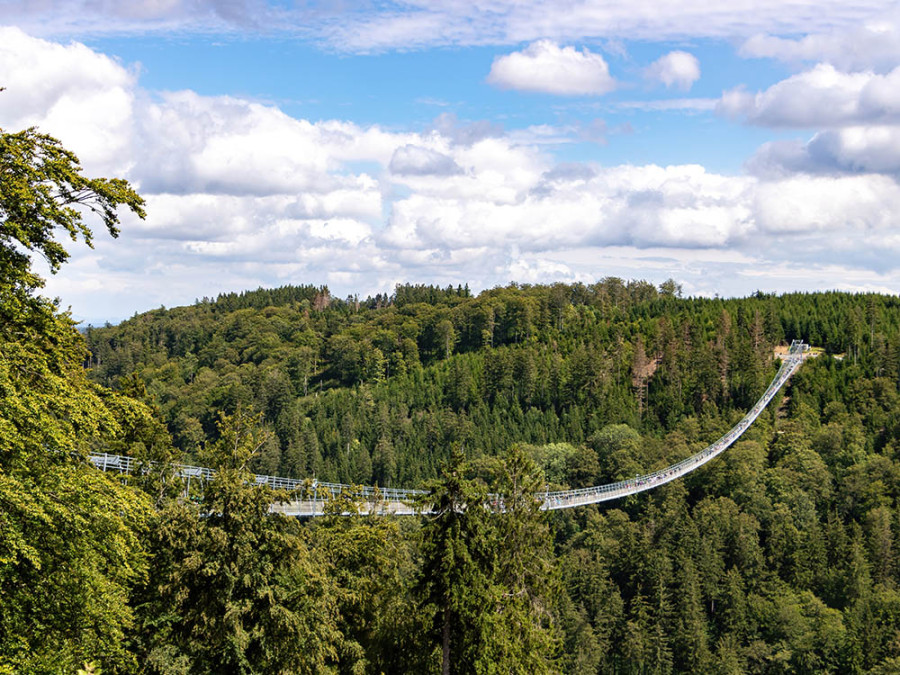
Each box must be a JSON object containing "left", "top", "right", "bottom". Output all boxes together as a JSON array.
[{"left": 2, "top": 1, "right": 900, "bottom": 323}]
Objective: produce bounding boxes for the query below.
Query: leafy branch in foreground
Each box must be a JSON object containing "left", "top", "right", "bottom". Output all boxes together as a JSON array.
[{"left": 0, "top": 125, "right": 145, "bottom": 294}]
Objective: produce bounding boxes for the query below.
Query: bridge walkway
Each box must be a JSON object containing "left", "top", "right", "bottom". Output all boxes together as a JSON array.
[{"left": 90, "top": 340, "right": 809, "bottom": 516}]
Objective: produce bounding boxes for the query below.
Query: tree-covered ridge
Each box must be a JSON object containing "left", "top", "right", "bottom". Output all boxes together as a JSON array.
[
  {"left": 80, "top": 280, "right": 900, "bottom": 674},
  {"left": 87, "top": 283, "right": 900, "bottom": 486},
  {"left": 6, "top": 116, "right": 900, "bottom": 673},
  {"left": 81, "top": 281, "right": 900, "bottom": 673}
]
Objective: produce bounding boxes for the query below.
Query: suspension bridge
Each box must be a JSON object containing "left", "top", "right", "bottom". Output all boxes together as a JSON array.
[{"left": 90, "top": 340, "right": 809, "bottom": 516}]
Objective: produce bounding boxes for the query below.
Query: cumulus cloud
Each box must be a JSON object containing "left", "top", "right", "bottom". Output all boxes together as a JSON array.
[
  {"left": 124, "top": 89, "right": 420, "bottom": 197},
  {"left": 0, "top": 26, "right": 135, "bottom": 174},
  {"left": 754, "top": 174, "right": 900, "bottom": 233},
  {"left": 741, "top": 21, "right": 900, "bottom": 71},
  {"left": 718, "top": 64, "right": 900, "bottom": 127},
  {"left": 389, "top": 145, "right": 463, "bottom": 176},
  {"left": 487, "top": 41, "right": 616, "bottom": 96},
  {"left": 541, "top": 162, "right": 598, "bottom": 183},
  {"left": 748, "top": 126, "right": 900, "bottom": 176},
  {"left": 645, "top": 51, "right": 700, "bottom": 90},
  {"left": 6, "top": 27, "right": 900, "bottom": 324},
  {"left": 384, "top": 163, "right": 755, "bottom": 253},
  {"left": 722, "top": 60, "right": 900, "bottom": 178},
  {"left": 810, "top": 126, "right": 900, "bottom": 173}
]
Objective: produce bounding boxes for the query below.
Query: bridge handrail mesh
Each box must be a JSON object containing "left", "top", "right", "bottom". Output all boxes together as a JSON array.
[{"left": 89, "top": 342, "right": 807, "bottom": 514}]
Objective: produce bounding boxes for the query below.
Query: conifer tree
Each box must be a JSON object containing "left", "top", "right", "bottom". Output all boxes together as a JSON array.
[
  {"left": 418, "top": 447, "right": 495, "bottom": 675},
  {"left": 419, "top": 447, "right": 560, "bottom": 675},
  {"left": 134, "top": 411, "right": 339, "bottom": 673}
]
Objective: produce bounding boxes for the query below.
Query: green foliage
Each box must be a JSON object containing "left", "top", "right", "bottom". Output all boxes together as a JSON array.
[
  {"left": 0, "top": 125, "right": 144, "bottom": 297},
  {"left": 0, "top": 123, "right": 152, "bottom": 673},
  {"left": 0, "top": 463, "right": 151, "bottom": 673},
  {"left": 310, "top": 514, "right": 425, "bottom": 674},
  {"left": 419, "top": 447, "right": 560, "bottom": 674},
  {"left": 6, "top": 118, "right": 900, "bottom": 671},
  {"left": 419, "top": 448, "right": 497, "bottom": 674},
  {"left": 134, "top": 411, "right": 340, "bottom": 674},
  {"left": 77, "top": 275, "right": 900, "bottom": 672}
]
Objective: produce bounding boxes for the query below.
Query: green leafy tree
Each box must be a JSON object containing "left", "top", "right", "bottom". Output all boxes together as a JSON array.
[
  {"left": 0, "top": 121, "right": 152, "bottom": 672},
  {"left": 0, "top": 459, "right": 151, "bottom": 672},
  {"left": 1, "top": 124, "right": 145, "bottom": 300},
  {"left": 134, "top": 410, "right": 340, "bottom": 674}
]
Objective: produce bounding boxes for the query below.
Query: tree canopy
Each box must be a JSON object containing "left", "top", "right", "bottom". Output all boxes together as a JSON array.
[
  {"left": 4, "top": 118, "right": 900, "bottom": 673},
  {"left": 0, "top": 124, "right": 144, "bottom": 298},
  {"left": 0, "top": 122, "right": 151, "bottom": 672}
]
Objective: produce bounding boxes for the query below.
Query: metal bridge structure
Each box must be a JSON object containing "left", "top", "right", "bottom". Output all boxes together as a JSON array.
[{"left": 90, "top": 341, "right": 809, "bottom": 516}]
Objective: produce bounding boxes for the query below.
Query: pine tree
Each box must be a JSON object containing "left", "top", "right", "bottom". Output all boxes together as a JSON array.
[
  {"left": 418, "top": 448, "right": 495, "bottom": 675},
  {"left": 483, "top": 446, "right": 560, "bottom": 672},
  {"left": 135, "top": 411, "right": 340, "bottom": 673},
  {"left": 418, "top": 446, "right": 560, "bottom": 674}
]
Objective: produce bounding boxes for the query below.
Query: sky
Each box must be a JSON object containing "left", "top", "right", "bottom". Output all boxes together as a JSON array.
[{"left": 2, "top": 1, "right": 900, "bottom": 324}]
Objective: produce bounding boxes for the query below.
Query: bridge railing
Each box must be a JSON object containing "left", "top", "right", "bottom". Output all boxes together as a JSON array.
[
  {"left": 539, "top": 348, "right": 804, "bottom": 508},
  {"left": 91, "top": 343, "right": 807, "bottom": 515},
  {"left": 88, "top": 453, "right": 427, "bottom": 504}
]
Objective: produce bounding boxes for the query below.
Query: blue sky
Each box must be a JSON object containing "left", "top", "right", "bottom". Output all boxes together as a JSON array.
[
  {"left": 1, "top": 1, "right": 900, "bottom": 323},
  {"left": 85, "top": 36, "right": 788, "bottom": 170}
]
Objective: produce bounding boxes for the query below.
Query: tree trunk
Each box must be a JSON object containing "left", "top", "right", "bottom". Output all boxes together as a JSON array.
[{"left": 442, "top": 605, "right": 451, "bottom": 675}]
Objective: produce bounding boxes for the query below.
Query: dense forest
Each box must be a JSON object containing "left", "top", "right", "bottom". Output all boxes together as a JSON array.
[{"left": 4, "top": 124, "right": 900, "bottom": 674}]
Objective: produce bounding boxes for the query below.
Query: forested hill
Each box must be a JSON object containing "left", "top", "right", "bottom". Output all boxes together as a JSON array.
[
  {"left": 85, "top": 281, "right": 900, "bottom": 487},
  {"left": 69, "top": 281, "right": 900, "bottom": 671},
  {"left": 10, "top": 118, "right": 900, "bottom": 673}
]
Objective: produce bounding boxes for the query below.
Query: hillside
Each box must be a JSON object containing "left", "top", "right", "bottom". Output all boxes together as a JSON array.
[
  {"left": 77, "top": 281, "right": 900, "bottom": 673},
  {"left": 86, "top": 282, "right": 900, "bottom": 486},
  {"left": 7, "top": 117, "right": 900, "bottom": 674}
]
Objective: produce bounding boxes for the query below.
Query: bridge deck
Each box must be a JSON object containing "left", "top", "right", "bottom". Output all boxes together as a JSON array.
[{"left": 91, "top": 341, "right": 808, "bottom": 516}]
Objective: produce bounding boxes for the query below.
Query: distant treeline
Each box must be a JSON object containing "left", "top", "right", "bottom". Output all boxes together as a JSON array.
[
  {"left": 12, "top": 122, "right": 900, "bottom": 673},
  {"left": 85, "top": 282, "right": 900, "bottom": 488}
]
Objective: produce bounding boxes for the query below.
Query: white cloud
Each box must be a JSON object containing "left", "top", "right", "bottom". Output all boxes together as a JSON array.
[
  {"left": 504, "top": 257, "right": 582, "bottom": 285},
  {"left": 389, "top": 145, "right": 462, "bottom": 176},
  {"left": 0, "top": 26, "right": 135, "bottom": 174},
  {"left": 318, "top": 0, "right": 892, "bottom": 53},
  {"left": 130, "top": 90, "right": 419, "bottom": 197},
  {"left": 718, "top": 64, "right": 900, "bottom": 127},
  {"left": 741, "top": 20, "right": 900, "bottom": 71},
  {"left": 754, "top": 174, "right": 900, "bottom": 234},
  {"left": 6, "top": 28, "right": 900, "bottom": 324},
  {"left": 384, "top": 163, "right": 755, "bottom": 253},
  {"left": 645, "top": 51, "right": 700, "bottom": 90},
  {"left": 749, "top": 126, "right": 900, "bottom": 176},
  {"left": 135, "top": 92, "right": 335, "bottom": 195},
  {"left": 487, "top": 41, "right": 616, "bottom": 96},
  {"left": 4, "top": 0, "right": 896, "bottom": 55},
  {"left": 0, "top": 0, "right": 273, "bottom": 36},
  {"left": 722, "top": 60, "right": 900, "bottom": 178},
  {"left": 811, "top": 126, "right": 900, "bottom": 173}
]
